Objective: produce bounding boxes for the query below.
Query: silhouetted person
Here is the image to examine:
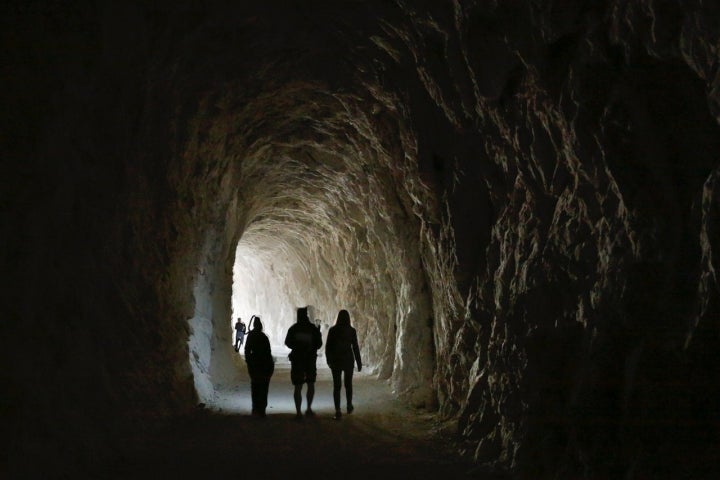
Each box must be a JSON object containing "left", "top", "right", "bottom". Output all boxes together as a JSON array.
[
  {"left": 234, "top": 317, "right": 246, "bottom": 352},
  {"left": 284, "top": 307, "right": 322, "bottom": 419},
  {"left": 325, "top": 309, "right": 362, "bottom": 419},
  {"left": 244, "top": 316, "right": 274, "bottom": 416}
]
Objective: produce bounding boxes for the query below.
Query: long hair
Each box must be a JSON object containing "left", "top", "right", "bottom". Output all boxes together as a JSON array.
[
  {"left": 250, "top": 315, "right": 263, "bottom": 331},
  {"left": 335, "top": 309, "right": 351, "bottom": 327}
]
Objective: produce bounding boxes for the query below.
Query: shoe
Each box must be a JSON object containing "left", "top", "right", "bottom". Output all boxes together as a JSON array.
[
  {"left": 305, "top": 409, "right": 316, "bottom": 417},
  {"left": 334, "top": 411, "right": 342, "bottom": 420},
  {"left": 347, "top": 404, "right": 354, "bottom": 414},
  {"left": 294, "top": 413, "right": 303, "bottom": 420}
]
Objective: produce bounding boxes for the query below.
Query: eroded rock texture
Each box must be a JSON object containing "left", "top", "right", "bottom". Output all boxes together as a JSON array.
[{"left": 3, "top": 1, "right": 719, "bottom": 478}]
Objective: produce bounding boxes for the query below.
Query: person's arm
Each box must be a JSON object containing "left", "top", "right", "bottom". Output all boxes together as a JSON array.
[
  {"left": 352, "top": 329, "right": 362, "bottom": 371},
  {"left": 284, "top": 327, "right": 292, "bottom": 350},
  {"left": 324, "top": 328, "right": 330, "bottom": 357},
  {"left": 262, "top": 335, "right": 273, "bottom": 364},
  {"left": 315, "top": 326, "right": 323, "bottom": 350},
  {"left": 244, "top": 334, "right": 252, "bottom": 358},
  {"left": 325, "top": 328, "right": 335, "bottom": 365}
]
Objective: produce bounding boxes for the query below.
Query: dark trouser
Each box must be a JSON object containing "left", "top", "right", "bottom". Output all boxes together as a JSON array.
[
  {"left": 250, "top": 379, "right": 270, "bottom": 414},
  {"left": 331, "top": 367, "right": 354, "bottom": 411}
]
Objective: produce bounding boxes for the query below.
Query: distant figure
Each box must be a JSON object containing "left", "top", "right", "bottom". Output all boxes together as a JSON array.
[
  {"left": 234, "top": 317, "right": 247, "bottom": 352},
  {"left": 244, "top": 315, "right": 274, "bottom": 417},
  {"left": 284, "top": 307, "right": 323, "bottom": 419},
  {"left": 325, "top": 309, "right": 362, "bottom": 419}
]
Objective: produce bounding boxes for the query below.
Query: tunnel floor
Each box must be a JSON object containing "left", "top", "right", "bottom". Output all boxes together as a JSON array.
[{"left": 94, "top": 356, "right": 483, "bottom": 479}]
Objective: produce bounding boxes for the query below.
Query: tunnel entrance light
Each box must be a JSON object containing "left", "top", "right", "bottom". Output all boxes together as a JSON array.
[{"left": 232, "top": 242, "right": 298, "bottom": 351}]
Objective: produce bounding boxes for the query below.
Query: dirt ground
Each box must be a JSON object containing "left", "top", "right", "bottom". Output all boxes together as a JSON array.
[{"left": 96, "top": 352, "right": 485, "bottom": 479}]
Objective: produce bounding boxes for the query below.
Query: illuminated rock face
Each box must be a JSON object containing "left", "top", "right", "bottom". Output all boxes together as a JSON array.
[{"left": 4, "top": 1, "right": 720, "bottom": 478}]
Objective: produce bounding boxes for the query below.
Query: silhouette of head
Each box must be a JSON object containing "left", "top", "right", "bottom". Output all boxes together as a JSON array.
[
  {"left": 252, "top": 317, "right": 263, "bottom": 331},
  {"left": 297, "top": 307, "right": 309, "bottom": 324},
  {"left": 336, "top": 309, "right": 351, "bottom": 327}
]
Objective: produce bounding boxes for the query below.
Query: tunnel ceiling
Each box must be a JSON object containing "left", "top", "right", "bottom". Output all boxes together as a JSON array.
[
  {"left": 167, "top": 2, "right": 440, "bottom": 406},
  {"left": 5, "top": 1, "right": 720, "bottom": 478}
]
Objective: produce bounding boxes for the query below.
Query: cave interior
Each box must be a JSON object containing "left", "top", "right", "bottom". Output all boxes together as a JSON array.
[{"left": 3, "top": 1, "right": 720, "bottom": 478}]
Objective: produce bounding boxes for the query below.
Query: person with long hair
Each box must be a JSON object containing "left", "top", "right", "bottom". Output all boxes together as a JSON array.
[
  {"left": 325, "top": 309, "right": 362, "bottom": 420},
  {"left": 244, "top": 315, "right": 274, "bottom": 417}
]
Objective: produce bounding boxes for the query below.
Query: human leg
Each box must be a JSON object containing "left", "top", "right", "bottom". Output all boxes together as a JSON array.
[
  {"left": 305, "top": 355, "right": 317, "bottom": 414},
  {"left": 306, "top": 382, "right": 315, "bottom": 415},
  {"left": 331, "top": 368, "right": 342, "bottom": 413},
  {"left": 345, "top": 367, "right": 354, "bottom": 413},
  {"left": 250, "top": 381, "right": 260, "bottom": 415},
  {"left": 258, "top": 380, "right": 269, "bottom": 415},
  {"left": 290, "top": 361, "right": 304, "bottom": 417},
  {"left": 306, "top": 382, "right": 315, "bottom": 413},
  {"left": 293, "top": 384, "right": 303, "bottom": 417}
]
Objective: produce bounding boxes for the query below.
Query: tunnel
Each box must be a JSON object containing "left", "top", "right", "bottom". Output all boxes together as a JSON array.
[{"left": 3, "top": 1, "right": 720, "bottom": 478}]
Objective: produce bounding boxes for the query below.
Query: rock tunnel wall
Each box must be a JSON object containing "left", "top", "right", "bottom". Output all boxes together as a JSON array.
[
  {"left": 3, "top": 1, "right": 720, "bottom": 478},
  {"left": 403, "top": 2, "right": 720, "bottom": 476},
  {"left": 174, "top": 68, "right": 437, "bottom": 405}
]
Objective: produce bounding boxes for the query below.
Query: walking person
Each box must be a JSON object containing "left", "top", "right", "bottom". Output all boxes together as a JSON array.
[
  {"left": 234, "top": 317, "right": 247, "bottom": 352},
  {"left": 244, "top": 315, "right": 274, "bottom": 417},
  {"left": 284, "top": 307, "right": 322, "bottom": 419},
  {"left": 325, "top": 309, "right": 362, "bottom": 420}
]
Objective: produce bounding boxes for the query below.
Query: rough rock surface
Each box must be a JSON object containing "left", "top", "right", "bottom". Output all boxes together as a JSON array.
[{"left": 3, "top": 1, "right": 719, "bottom": 478}]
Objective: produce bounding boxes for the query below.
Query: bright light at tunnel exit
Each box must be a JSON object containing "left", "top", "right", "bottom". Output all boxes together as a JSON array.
[{"left": 232, "top": 242, "right": 303, "bottom": 351}]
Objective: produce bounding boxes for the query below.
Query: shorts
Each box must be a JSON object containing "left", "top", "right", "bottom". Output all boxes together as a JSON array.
[{"left": 290, "top": 354, "right": 317, "bottom": 385}]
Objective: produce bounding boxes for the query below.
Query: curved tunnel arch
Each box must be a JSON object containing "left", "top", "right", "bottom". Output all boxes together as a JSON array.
[{"left": 178, "top": 66, "right": 439, "bottom": 406}]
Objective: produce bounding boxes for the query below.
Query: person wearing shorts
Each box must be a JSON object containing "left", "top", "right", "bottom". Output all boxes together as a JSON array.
[{"left": 284, "top": 306, "right": 323, "bottom": 419}]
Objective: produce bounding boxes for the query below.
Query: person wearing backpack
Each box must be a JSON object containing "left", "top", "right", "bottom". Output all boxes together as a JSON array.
[
  {"left": 325, "top": 309, "right": 362, "bottom": 420},
  {"left": 284, "top": 307, "right": 322, "bottom": 419}
]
